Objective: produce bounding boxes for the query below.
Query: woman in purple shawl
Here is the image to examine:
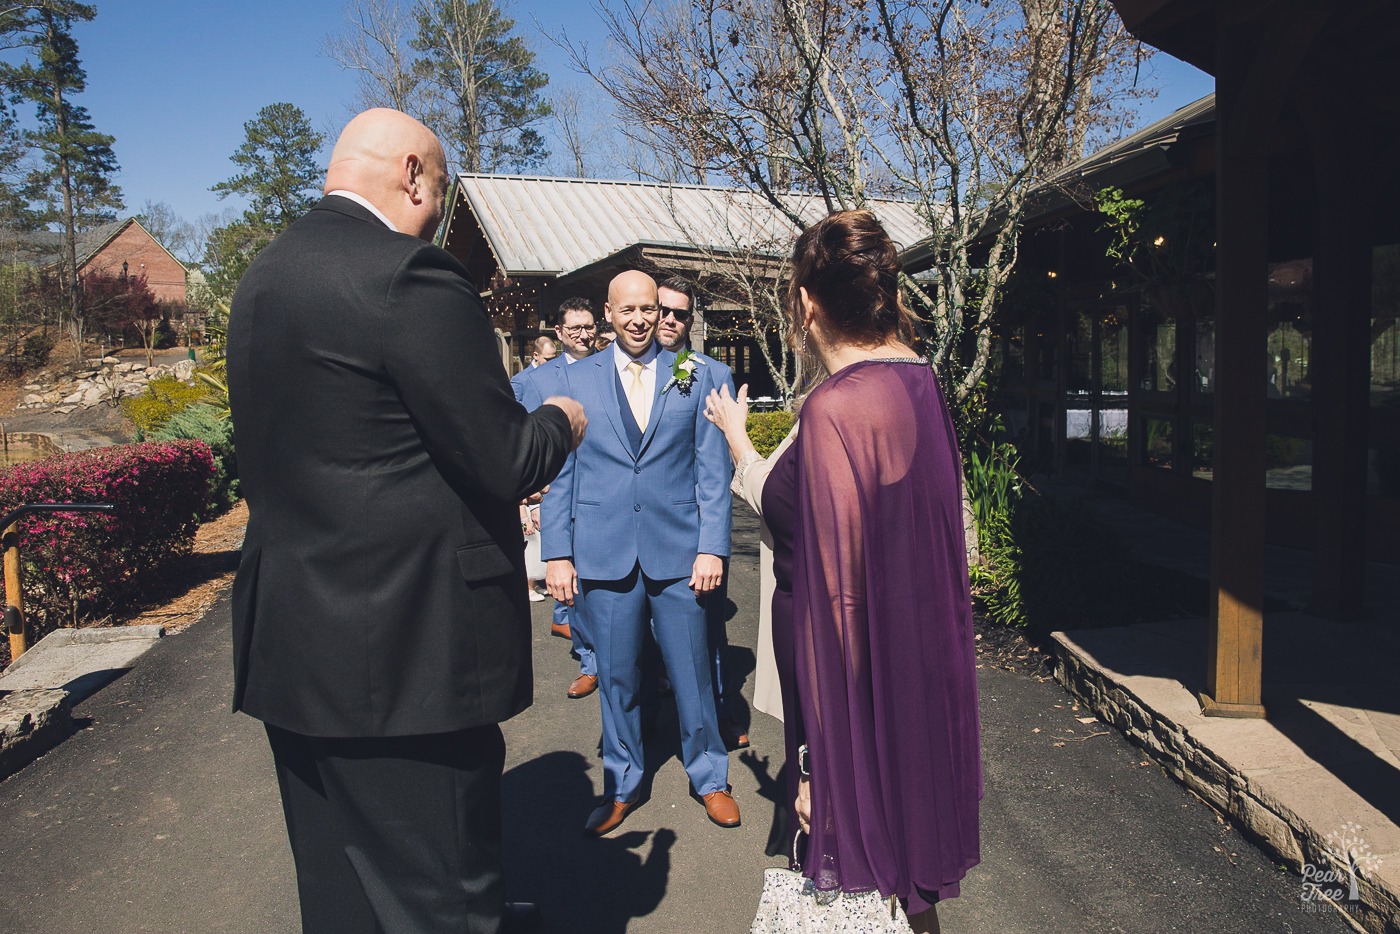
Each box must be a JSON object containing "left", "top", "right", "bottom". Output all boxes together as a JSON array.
[{"left": 707, "top": 210, "right": 980, "bottom": 932}]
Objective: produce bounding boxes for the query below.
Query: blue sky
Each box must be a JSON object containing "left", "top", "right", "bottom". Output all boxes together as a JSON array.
[{"left": 57, "top": 1, "right": 1213, "bottom": 229}]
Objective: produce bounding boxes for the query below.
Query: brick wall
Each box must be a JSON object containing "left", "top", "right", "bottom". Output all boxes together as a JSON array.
[{"left": 82, "top": 222, "right": 187, "bottom": 305}]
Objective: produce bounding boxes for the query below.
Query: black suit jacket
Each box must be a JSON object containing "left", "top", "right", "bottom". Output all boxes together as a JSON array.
[{"left": 227, "top": 195, "right": 572, "bottom": 737}]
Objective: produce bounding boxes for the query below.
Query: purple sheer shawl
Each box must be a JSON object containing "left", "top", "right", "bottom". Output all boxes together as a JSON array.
[{"left": 791, "top": 359, "right": 981, "bottom": 910}]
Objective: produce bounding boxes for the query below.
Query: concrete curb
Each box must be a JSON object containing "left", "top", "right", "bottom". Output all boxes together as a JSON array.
[
  {"left": 0, "top": 625, "right": 165, "bottom": 781},
  {"left": 1052, "top": 630, "right": 1400, "bottom": 934}
]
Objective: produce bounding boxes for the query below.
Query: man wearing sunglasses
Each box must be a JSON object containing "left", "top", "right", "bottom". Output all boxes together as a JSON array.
[
  {"left": 519, "top": 297, "right": 601, "bottom": 699},
  {"left": 655, "top": 278, "right": 748, "bottom": 752}
]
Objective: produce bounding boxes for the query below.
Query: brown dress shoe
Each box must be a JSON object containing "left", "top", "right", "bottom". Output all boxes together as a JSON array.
[
  {"left": 567, "top": 673, "right": 598, "bottom": 699},
  {"left": 550, "top": 622, "right": 572, "bottom": 639},
  {"left": 583, "top": 799, "right": 636, "bottom": 836},
  {"left": 701, "top": 789, "right": 741, "bottom": 827},
  {"left": 721, "top": 719, "right": 750, "bottom": 750}
]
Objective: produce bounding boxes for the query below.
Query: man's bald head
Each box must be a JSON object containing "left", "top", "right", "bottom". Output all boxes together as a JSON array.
[
  {"left": 324, "top": 109, "right": 449, "bottom": 241},
  {"left": 605, "top": 271, "right": 660, "bottom": 358}
]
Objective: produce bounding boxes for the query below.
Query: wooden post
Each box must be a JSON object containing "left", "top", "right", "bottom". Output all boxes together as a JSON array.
[
  {"left": 1202, "top": 15, "right": 1270, "bottom": 719},
  {"left": 4, "top": 522, "right": 26, "bottom": 662}
]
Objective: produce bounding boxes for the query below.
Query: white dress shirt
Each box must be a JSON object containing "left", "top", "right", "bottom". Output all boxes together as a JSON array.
[
  {"left": 326, "top": 189, "right": 397, "bottom": 232},
  {"left": 613, "top": 343, "right": 660, "bottom": 428}
]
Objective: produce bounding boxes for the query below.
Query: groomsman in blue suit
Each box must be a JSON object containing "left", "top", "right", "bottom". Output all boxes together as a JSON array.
[
  {"left": 520, "top": 297, "right": 601, "bottom": 699},
  {"left": 542, "top": 270, "right": 740, "bottom": 835},
  {"left": 655, "top": 276, "right": 748, "bottom": 752},
  {"left": 510, "top": 335, "right": 558, "bottom": 402}
]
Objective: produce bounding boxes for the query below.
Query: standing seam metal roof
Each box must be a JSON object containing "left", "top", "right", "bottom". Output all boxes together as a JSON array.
[{"left": 453, "top": 174, "right": 929, "bottom": 277}]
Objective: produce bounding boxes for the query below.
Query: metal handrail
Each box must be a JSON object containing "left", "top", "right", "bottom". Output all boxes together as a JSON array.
[{"left": 3, "top": 503, "right": 116, "bottom": 662}]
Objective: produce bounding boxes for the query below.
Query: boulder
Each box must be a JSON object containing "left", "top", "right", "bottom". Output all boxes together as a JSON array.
[
  {"left": 173, "top": 359, "right": 196, "bottom": 380},
  {"left": 101, "top": 355, "right": 119, "bottom": 364},
  {"left": 61, "top": 389, "right": 86, "bottom": 405}
]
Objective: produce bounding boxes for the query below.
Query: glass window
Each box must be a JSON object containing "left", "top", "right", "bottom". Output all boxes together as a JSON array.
[
  {"left": 1265, "top": 434, "right": 1313, "bottom": 490},
  {"left": 1003, "top": 326, "right": 1025, "bottom": 384},
  {"left": 1373, "top": 244, "right": 1400, "bottom": 408},
  {"left": 1101, "top": 306, "right": 1129, "bottom": 394},
  {"left": 1370, "top": 447, "right": 1400, "bottom": 496},
  {"left": 1192, "top": 420, "right": 1213, "bottom": 479},
  {"left": 1066, "top": 310, "right": 1093, "bottom": 393},
  {"left": 1143, "top": 416, "right": 1174, "bottom": 469},
  {"left": 1097, "top": 409, "right": 1128, "bottom": 468},
  {"left": 1032, "top": 308, "right": 1057, "bottom": 383},
  {"left": 1266, "top": 258, "right": 1313, "bottom": 400},
  {"left": 1138, "top": 302, "right": 1178, "bottom": 393},
  {"left": 1194, "top": 314, "right": 1216, "bottom": 396}
]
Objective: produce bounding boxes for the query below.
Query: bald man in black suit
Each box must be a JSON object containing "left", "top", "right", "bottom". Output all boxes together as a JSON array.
[{"left": 228, "top": 108, "right": 585, "bottom": 934}]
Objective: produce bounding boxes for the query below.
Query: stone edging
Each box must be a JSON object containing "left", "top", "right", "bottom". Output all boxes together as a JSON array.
[
  {"left": 1053, "top": 635, "right": 1399, "bottom": 934},
  {"left": 0, "top": 688, "right": 72, "bottom": 780},
  {"left": 0, "top": 624, "right": 165, "bottom": 781}
]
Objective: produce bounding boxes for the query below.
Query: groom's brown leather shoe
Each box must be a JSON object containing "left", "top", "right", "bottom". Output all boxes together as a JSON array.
[
  {"left": 567, "top": 673, "right": 598, "bottom": 698},
  {"left": 584, "top": 799, "right": 637, "bottom": 836},
  {"left": 701, "top": 789, "right": 741, "bottom": 827}
]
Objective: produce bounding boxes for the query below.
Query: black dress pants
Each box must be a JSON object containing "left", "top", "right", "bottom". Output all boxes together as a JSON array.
[{"left": 266, "top": 722, "right": 507, "bottom": 934}]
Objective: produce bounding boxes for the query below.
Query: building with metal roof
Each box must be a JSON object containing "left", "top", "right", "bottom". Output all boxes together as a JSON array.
[{"left": 439, "top": 173, "right": 928, "bottom": 389}]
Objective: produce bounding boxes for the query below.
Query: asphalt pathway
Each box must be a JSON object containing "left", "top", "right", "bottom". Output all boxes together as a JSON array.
[{"left": 0, "top": 506, "right": 1355, "bottom": 933}]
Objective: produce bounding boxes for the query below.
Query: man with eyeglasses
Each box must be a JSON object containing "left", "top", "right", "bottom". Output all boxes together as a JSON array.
[
  {"left": 519, "top": 297, "right": 601, "bottom": 698},
  {"left": 655, "top": 277, "right": 749, "bottom": 752}
]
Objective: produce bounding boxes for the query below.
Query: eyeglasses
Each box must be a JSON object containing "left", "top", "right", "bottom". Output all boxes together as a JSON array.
[
  {"left": 559, "top": 324, "right": 597, "bottom": 334},
  {"left": 660, "top": 305, "right": 692, "bottom": 321}
]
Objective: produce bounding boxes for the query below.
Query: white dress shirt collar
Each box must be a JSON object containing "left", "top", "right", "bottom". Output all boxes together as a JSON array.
[
  {"left": 612, "top": 341, "right": 659, "bottom": 376},
  {"left": 326, "top": 190, "right": 398, "bottom": 232}
]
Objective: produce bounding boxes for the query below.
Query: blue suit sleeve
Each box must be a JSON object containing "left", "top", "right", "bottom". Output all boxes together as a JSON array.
[{"left": 695, "top": 361, "right": 733, "bottom": 558}]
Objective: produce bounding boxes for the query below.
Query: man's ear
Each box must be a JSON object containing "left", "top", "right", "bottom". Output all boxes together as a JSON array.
[{"left": 405, "top": 153, "right": 425, "bottom": 203}]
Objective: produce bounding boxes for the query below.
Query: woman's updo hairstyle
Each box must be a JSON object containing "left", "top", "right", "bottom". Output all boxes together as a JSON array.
[{"left": 788, "top": 209, "right": 914, "bottom": 348}]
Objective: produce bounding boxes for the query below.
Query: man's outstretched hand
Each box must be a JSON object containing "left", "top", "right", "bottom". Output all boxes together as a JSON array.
[{"left": 544, "top": 396, "right": 587, "bottom": 450}]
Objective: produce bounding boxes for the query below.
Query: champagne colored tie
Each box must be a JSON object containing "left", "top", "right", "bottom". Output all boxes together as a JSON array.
[{"left": 626, "top": 360, "right": 649, "bottom": 431}]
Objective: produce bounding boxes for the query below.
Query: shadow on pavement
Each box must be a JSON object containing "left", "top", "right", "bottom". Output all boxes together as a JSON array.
[{"left": 502, "top": 750, "right": 675, "bottom": 932}]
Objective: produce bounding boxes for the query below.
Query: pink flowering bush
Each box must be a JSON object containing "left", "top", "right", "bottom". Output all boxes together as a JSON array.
[{"left": 0, "top": 441, "right": 215, "bottom": 637}]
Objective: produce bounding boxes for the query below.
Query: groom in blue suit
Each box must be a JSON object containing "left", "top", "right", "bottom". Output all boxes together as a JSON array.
[{"left": 542, "top": 270, "right": 739, "bottom": 835}]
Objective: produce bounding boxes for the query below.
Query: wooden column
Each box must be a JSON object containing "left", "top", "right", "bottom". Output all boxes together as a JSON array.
[
  {"left": 1203, "top": 18, "right": 1270, "bottom": 719},
  {"left": 1305, "top": 89, "right": 1372, "bottom": 620}
]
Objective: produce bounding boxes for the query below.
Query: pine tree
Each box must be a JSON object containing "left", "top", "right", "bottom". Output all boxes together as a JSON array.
[
  {"left": 410, "top": 0, "right": 550, "bottom": 173},
  {"left": 210, "top": 102, "right": 325, "bottom": 232},
  {"left": 204, "top": 102, "right": 325, "bottom": 303},
  {"left": 0, "top": 0, "right": 123, "bottom": 343}
]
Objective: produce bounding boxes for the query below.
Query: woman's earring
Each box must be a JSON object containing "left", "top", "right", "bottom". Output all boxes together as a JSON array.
[{"left": 800, "top": 328, "right": 809, "bottom": 355}]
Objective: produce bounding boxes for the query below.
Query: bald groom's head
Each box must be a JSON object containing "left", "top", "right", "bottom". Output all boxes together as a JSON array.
[{"left": 324, "top": 109, "right": 448, "bottom": 241}]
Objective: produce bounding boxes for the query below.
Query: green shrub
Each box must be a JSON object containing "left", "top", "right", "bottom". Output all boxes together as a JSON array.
[
  {"left": 746, "top": 410, "right": 795, "bottom": 457},
  {"left": 0, "top": 440, "right": 215, "bottom": 637},
  {"left": 120, "top": 374, "right": 206, "bottom": 434},
  {"left": 143, "top": 403, "right": 238, "bottom": 517},
  {"left": 23, "top": 332, "right": 54, "bottom": 367}
]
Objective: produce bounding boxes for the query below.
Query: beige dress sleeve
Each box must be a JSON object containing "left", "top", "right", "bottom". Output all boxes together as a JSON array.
[{"left": 732, "top": 424, "right": 797, "bottom": 722}]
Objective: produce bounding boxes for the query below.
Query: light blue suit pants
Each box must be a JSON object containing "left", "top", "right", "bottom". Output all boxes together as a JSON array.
[{"left": 578, "top": 564, "right": 729, "bottom": 802}]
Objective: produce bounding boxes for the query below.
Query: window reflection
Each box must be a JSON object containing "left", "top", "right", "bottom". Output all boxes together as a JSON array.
[
  {"left": 1266, "top": 258, "right": 1312, "bottom": 400},
  {"left": 1144, "top": 417, "right": 1173, "bottom": 469},
  {"left": 1138, "top": 302, "right": 1177, "bottom": 393},
  {"left": 1373, "top": 244, "right": 1400, "bottom": 408}
]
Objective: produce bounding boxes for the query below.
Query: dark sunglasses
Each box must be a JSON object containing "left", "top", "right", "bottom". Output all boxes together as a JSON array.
[{"left": 660, "top": 305, "right": 693, "bottom": 321}]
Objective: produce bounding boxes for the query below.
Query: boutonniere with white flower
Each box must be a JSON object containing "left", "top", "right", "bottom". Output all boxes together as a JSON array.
[{"left": 662, "top": 347, "right": 707, "bottom": 396}]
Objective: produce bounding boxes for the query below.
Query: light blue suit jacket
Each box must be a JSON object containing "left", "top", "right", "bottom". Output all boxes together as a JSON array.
[{"left": 539, "top": 344, "right": 733, "bottom": 581}]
